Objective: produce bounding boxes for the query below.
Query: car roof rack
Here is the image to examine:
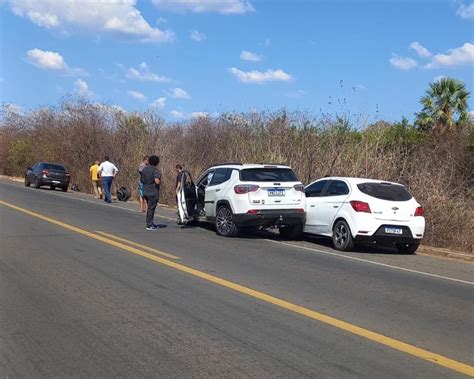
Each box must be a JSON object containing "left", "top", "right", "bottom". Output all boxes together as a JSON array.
[{"left": 210, "top": 162, "right": 243, "bottom": 167}]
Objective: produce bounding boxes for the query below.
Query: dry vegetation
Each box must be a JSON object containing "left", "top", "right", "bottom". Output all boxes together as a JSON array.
[{"left": 1, "top": 100, "right": 473, "bottom": 252}]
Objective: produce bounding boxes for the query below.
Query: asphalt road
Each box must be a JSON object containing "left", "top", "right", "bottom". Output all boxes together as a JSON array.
[{"left": 1, "top": 179, "right": 473, "bottom": 378}]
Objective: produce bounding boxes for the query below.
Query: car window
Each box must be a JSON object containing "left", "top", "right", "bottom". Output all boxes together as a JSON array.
[
  {"left": 198, "top": 171, "right": 214, "bottom": 187},
  {"left": 305, "top": 180, "right": 329, "bottom": 197},
  {"left": 209, "top": 168, "right": 232, "bottom": 186},
  {"left": 357, "top": 182, "right": 412, "bottom": 201},
  {"left": 324, "top": 180, "right": 350, "bottom": 196},
  {"left": 240, "top": 168, "right": 298, "bottom": 182},
  {"left": 43, "top": 163, "right": 66, "bottom": 171}
]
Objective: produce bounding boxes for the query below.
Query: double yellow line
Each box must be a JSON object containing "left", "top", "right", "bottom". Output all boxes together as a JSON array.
[{"left": 0, "top": 199, "right": 472, "bottom": 377}]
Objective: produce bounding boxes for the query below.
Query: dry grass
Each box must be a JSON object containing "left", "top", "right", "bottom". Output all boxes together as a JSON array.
[{"left": 1, "top": 100, "right": 473, "bottom": 252}]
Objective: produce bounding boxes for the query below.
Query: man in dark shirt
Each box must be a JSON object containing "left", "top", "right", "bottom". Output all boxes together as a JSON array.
[{"left": 141, "top": 155, "right": 162, "bottom": 230}]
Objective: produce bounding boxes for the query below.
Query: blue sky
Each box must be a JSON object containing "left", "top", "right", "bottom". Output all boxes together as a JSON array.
[{"left": 0, "top": 0, "right": 473, "bottom": 123}]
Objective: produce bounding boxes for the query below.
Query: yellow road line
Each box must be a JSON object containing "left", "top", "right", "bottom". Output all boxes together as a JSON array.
[
  {"left": 96, "top": 231, "right": 180, "bottom": 260},
  {"left": 0, "top": 199, "right": 472, "bottom": 377}
]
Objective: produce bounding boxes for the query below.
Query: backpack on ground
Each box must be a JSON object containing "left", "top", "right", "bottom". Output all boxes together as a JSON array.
[{"left": 117, "top": 186, "right": 131, "bottom": 202}]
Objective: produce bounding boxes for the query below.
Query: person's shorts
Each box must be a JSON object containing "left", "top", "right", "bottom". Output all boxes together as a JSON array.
[
  {"left": 93, "top": 180, "right": 101, "bottom": 187},
  {"left": 138, "top": 182, "right": 144, "bottom": 198}
]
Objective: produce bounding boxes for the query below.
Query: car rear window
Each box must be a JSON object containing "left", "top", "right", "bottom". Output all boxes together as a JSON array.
[
  {"left": 43, "top": 164, "right": 66, "bottom": 171},
  {"left": 357, "top": 182, "right": 412, "bottom": 201},
  {"left": 240, "top": 168, "right": 298, "bottom": 182}
]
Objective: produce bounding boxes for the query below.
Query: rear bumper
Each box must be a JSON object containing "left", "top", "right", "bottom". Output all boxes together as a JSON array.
[
  {"left": 40, "top": 177, "right": 69, "bottom": 186},
  {"left": 354, "top": 225, "right": 421, "bottom": 246},
  {"left": 234, "top": 209, "right": 305, "bottom": 227}
]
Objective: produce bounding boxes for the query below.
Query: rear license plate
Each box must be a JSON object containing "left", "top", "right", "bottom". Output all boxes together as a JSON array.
[
  {"left": 268, "top": 189, "right": 285, "bottom": 197},
  {"left": 385, "top": 227, "right": 402, "bottom": 235},
  {"left": 52, "top": 180, "right": 61, "bottom": 184}
]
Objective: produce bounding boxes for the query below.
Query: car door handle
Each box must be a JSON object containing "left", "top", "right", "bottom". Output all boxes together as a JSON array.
[
  {"left": 215, "top": 189, "right": 221, "bottom": 192},
  {"left": 333, "top": 205, "right": 339, "bottom": 208},
  {"left": 310, "top": 205, "right": 315, "bottom": 207}
]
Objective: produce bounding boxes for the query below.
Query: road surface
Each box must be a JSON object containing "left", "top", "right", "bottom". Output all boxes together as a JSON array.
[{"left": 0, "top": 179, "right": 473, "bottom": 377}]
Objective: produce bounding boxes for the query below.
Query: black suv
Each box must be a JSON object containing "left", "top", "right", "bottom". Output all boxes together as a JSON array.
[{"left": 25, "top": 162, "right": 70, "bottom": 192}]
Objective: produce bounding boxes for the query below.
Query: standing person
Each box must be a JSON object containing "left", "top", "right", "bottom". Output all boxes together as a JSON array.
[
  {"left": 141, "top": 155, "right": 161, "bottom": 230},
  {"left": 138, "top": 156, "right": 149, "bottom": 212},
  {"left": 89, "top": 160, "right": 102, "bottom": 199},
  {"left": 175, "top": 164, "right": 183, "bottom": 210},
  {"left": 98, "top": 156, "right": 118, "bottom": 204}
]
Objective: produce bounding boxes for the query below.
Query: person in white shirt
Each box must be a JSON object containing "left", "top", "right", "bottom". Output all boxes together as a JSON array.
[{"left": 98, "top": 156, "right": 118, "bottom": 203}]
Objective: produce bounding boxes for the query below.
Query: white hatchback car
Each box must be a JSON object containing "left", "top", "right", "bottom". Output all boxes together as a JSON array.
[
  {"left": 304, "top": 177, "right": 425, "bottom": 253},
  {"left": 177, "top": 164, "right": 306, "bottom": 237}
]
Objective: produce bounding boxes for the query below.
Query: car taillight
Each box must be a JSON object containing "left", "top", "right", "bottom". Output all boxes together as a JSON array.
[
  {"left": 293, "top": 184, "right": 305, "bottom": 192},
  {"left": 234, "top": 185, "right": 259, "bottom": 194},
  {"left": 65, "top": 173, "right": 71, "bottom": 177},
  {"left": 247, "top": 209, "right": 260, "bottom": 214},
  {"left": 350, "top": 200, "right": 371, "bottom": 213},
  {"left": 414, "top": 207, "right": 424, "bottom": 217},
  {"left": 42, "top": 170, "right": 49, "bottom": 175}
]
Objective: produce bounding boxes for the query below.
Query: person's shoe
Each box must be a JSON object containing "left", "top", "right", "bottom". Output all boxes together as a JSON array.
[{"left": 146, "top": 225, "right": 158, "bottom": 231}]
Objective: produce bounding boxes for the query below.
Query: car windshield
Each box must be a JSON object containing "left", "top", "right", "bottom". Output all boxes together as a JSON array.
[
  {"left": 240, "top": 168, "right": 298, "bottom": 182},
  {"left": 43, "top": 164, "right": 66, "bottom": 171},
  {"left": 357, "top": 182, "right": 412, "bottom": 201}
]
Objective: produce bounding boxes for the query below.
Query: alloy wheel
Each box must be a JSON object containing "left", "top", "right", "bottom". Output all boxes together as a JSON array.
[{"left": 216, "top": 207, "right": 233, "bottom": 236}]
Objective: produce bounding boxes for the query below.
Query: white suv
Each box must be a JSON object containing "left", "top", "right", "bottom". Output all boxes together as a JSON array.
[
  {"left": 177, "top": 164, "right": 306, "bottom": 237},
  {"left": 304, "top": 177, "right": 425, "bottom": 253}
]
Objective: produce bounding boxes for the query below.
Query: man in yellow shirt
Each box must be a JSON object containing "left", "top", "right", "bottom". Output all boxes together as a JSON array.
[{"left": 89, "top": 160, "right": 103, "bottom": 199}]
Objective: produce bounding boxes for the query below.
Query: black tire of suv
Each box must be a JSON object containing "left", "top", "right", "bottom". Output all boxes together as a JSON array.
[
  {"left": 332, "top": 220, "right": 354, "bottom": 251},
  {"left": 50, "top": 185, "right": 55, "bottom": 190},
  {"left": 215, "top": 205, "right": 240, "bottom": 237},
  {"left": 396, "top": 243, "right": 418, "bottom": 254},
  {"left": 61, "top": 186, "right": 68, "bottom": 192},
  {"left": 34, "top": 178, "right": 41, "bottom": 189},
  {"left": 24, "top": 176, "right": 30, "bottom": 187},
  {"left": 279, "top": 223, "right": 304, "bottom": 240}
]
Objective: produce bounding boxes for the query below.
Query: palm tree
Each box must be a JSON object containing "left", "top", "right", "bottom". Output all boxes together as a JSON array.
[{"left": 415, "top": 77, "right": 470, "bottom": 133}]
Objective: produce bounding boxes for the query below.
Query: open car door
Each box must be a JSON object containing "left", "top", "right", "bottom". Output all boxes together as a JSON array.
[{"left": 177, "top": 170, "right": 198, "bottom": 224}]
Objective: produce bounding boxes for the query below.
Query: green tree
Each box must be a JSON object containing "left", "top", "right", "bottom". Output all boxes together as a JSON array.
[{"left": 415, "top": 77, "right": 470, "bottom": 133}]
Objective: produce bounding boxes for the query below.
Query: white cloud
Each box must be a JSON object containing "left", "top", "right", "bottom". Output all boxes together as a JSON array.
[
  {"left": 74, "top": 79, "right": 88, "bottom": 96},
  {"left": 156, "top": 17, "right": 168, "bottom": 25},
  {"left": 27, "top": 48, "right": 66, "bottom": 70},
  {"left": 26, "top": 48, "right": 87, "bottom": 76},
  {"left": 128, "top": 90, "right": 147, "bottom": 101},
  {"left": 151, "top": 97, "right": 167, "bottom": 109},
  {"left": 389, "top": 55, "right": 418, "bottom": 70},
  {"left": 228, "top": 67, "right": 293, "bottom": 84},
  {"left": 240, "top": 50, "right": 262, "bottom": 62},
  {"left": 152, "top": 0, "right": 254, "bottom": 14},
  {"left": 425, "top": 43, "right": 474, "bottom": 69},
  {"left": 409, "top": 41, "right": 432, "bottom": 58},
  {"left": 8, "top": 0, "right": 174, "bottom": 43},
  {"left": 170, "top": 109, "right": 208, "bottom": 119},
  {"left": 469, "top": 110, "right": 474, "bottom": 120},
  {"left": 190, "top": 29, "right": 207, "bottom": 42},
  {"left": 168, "top": 87, "right": 191, "bottom": 99},
  {"left": 457, "top": 3, "right": 474, "bottom": 19},
  {"left": 286, "top": 89, "right": 306, "bottom": 98},
  {"left": 126, "top": 62, "right": 171, "bottom": 82}
]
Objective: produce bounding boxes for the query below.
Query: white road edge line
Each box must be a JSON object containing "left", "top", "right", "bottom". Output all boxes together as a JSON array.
[
  {"left": 0, "top": 180, "right": 176, "bottom": 221},
  {"left": 2, "top": 180, "right": 472, "bottom": 285},
  {"left": 265, "top": 239, "right": 474, "bottom": 286}
]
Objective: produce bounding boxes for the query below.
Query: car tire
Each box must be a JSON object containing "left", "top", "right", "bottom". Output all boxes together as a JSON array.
[
  {"left": 24, "top": 176, "right": 30, "bottom": 187},
  {"left": 332, "top": 220, "right": 354, "bottom": 251},
  {"left": 279, "top": 223, "right": 304, "bottom": 240},
  {"left": 396, "top": 243, "right": 418, "bottom": 254},
  {"left": 61, "top": 186, "right": 68, "bottom": 192},
  {"left": 50, "top": 185, "right": 55, "bottom": 190},
  {"left": 215, "top": 205, "right": 240, "bottom": 237},
  {"left": 34, "top": 177, "right": 41, "bottom": 189}
]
